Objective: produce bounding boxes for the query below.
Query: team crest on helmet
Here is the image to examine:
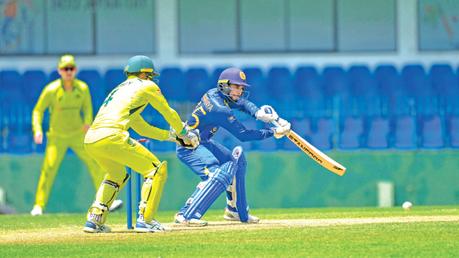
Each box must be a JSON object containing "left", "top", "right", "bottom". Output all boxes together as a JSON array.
[{"left": 239, "top": 71, "right": 246, "bottom": 81}]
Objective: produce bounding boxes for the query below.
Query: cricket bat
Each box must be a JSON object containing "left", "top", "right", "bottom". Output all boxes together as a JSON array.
[{"left": 285, "top": 130, "right": 346, "bottom": 176}]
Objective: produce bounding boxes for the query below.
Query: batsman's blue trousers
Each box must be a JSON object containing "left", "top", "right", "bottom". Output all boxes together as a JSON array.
[{"left": 176, "top": 139, "right": 249, "bottom": 221}]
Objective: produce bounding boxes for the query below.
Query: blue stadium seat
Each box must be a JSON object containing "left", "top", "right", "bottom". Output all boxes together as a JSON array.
[
  {"left": 8, "top": 130, "right": 32, "bottom": 154},
  {"left": 267, "top": 66, "right": 294, "bottom": 103},
  {"left": 310, "top": 117, "right": 334, "bottom": 150},
  {"left": 322, "top": 66, "right": 349, "bottom": 98},
  {"left": 338, "top": 95, "right": 360, "bottom": 118},
  {"left": 292, "top": 118, "right": 312, "bottom": 136},
  {"left": 281, "top": 117, "right": 312, "bottom": 150},
  {"left": 294, "top": 66, "right": 320, "bottom": 98},
  {"left": 104, "top": 68, "right": 125, "bottom": 94},
  {"left": 339, "top": 116, "right": 364, "bottom": 149},
  {"left": 0, "top": 107, "right": 6, "bottom": 153},
  {"left": 430, "top": 64, "right": 457, "bottom": 93},
  {"left": 348, "top": 66, "right": 378, "bottom": 95},
  {"left": 419, "top": 115, "right": 444, "bottom": 148},
  {"left": 294, "top": 66, "right": 327, "bottom": 117},
  {"left": 429, "top": 64, "right": 459, "bottom": 116},
  {"left": 6, "top": 103, "right": 32, "bottom": 154},
  {"left": 402, "top": 65, "right": 438, "bottom": 116},
  {"left": 78, "top": 69, "right": 106, "bottom": 110},
  {"left": 159, "top": 67, "right": 186, "bottom": 101},
  {"left": 402, "top": 64, "right": 426, "bottom": 90},
  {"left": 242, "top": 67, "right": 266, "bottom": 105},
  {"left": 375, "top": 65, "right": 403, "bottom": 111},
  {"left": 323, "top": 66, "right": 352, "bottom": 117},
  {"left": 22, "top": 70, "right": 47, "bottom": 104},
  {"left": 377, "top": 65, "right": 412, "bottom": 118},
  {"left": 348, "top": 65, "right": 381, "bottom": 117},
  {"left": 0, "top": 70, "right": 22, "bottom": 103},
  {"left": 48, "top": 70, "right": 60, "bottom": 83},
  {"left": 0, "top": 70, "right": 33, "bottom": 153},
  {"left": 209, "top": 66, "right": 229, "bottom": 87},
  {"left": 185, "top": 67, "right": 209, "bottom": 102},
  {"left": 375, "top": 64, "right": 398, "bottom": 83},
  {"left": 430, "top": 64, "right": 455, "bottom": 93},
  {"left": 366, "top": 116, "right": 390, "bottom": 149},
  {"left": 402, "top": 64, "right": 433, "bottom": 97},
  {"left": 447, "top": 116, "right": 459, "bottom": 148},
  {"left": 295, "top": 66, "right": 318, "bottom": 82},
  {"left": 393, "top": 115, "right": 417, "bottom": 149}
]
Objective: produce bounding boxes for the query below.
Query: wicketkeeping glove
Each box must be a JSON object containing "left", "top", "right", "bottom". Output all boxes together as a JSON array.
[{"left": 169, "top": 126, "right": 200, "bottom": 149}]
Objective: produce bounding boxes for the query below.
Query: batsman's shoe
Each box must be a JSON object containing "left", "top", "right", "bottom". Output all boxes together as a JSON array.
[
  {"left": 109, "top": 199, "right": 123, "bottom": 212},
  {"left": 223, "top": 209, "right": 260, "bottom": 224},
  {"left": 83, "top": 221, "right": 111, "bottom": 233},
  {"left": 135, "top": 219, "right": 165, "bottom": 233},
  {"left": 174, "top": 213, "right": 208, "bottom": 227},
  {"left": 30, "top": 205, "right": 43, "bottom": 216}
]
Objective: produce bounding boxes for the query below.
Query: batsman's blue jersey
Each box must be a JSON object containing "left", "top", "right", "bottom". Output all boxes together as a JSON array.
[
  {"left": 177, "top": 88, "right": 274, "bottom": 180},
  {"left": 186, "top": 88, "right": 273, "bottom": 142}
]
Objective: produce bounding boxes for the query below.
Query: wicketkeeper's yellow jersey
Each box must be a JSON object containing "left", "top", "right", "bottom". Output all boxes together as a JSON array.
[
  {"left": 84, "top": 76, "right": 184, "bottom": 143},
  {"left": 32, "top": 79, "right": 93, "bottom": 137}
]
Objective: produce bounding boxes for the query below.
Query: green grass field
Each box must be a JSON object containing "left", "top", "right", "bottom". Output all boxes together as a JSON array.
[{"left": 1, "top": 206, "right": 459, "bottom": 257}]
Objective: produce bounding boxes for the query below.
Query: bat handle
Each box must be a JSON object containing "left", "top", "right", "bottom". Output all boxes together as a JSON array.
[{"left": 271, "top": 118, "right": 281, "bottom": 127}]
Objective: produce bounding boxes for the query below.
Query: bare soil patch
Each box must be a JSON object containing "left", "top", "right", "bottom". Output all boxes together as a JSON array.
[{"left": 2, "top": 215, "right": 458, "bottom": 244}]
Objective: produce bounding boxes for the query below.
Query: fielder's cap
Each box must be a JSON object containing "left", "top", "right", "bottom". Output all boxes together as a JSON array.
[
  {"left": 58, "top": 54, "right": 76, "bottom": 69},
  {"left": 218, "top": 67, "right": 250, "bottom": 87}
]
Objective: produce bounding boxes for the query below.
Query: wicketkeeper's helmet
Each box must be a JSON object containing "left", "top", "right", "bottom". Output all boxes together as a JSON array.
[{"left": 124, "top": 55, "right": 159, "bottom": 80}]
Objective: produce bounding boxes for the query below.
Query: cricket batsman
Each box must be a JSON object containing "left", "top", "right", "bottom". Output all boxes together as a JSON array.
[
  {"left": 83, "top": 55, "right": 199, "bottom": 233},
  {"left": 30, "top": 54, "right": 122, "bottom": 216},
  {"left": 174, "top": 67, "right": 291, "bottom": 226}
]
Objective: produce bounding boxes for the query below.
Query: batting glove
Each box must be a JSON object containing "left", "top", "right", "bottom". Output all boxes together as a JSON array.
[
  {"left": 255, "top": 105, "right": 279, "bottom": 123},
  {"left": 272, "top": 118, "right": 291, "bottom": 139}
]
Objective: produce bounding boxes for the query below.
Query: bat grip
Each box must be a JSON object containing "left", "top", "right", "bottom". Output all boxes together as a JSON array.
[{"left": 271, "top": 118, "right": 281, "bottom": 127}]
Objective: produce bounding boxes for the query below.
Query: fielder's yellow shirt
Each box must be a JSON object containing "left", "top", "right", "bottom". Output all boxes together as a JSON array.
[
  {"left": 32, "top": 79, "right": 93, "bottom": 137},
  {"left": 84, "top": 76, "right": 184, "bottom": 143}
]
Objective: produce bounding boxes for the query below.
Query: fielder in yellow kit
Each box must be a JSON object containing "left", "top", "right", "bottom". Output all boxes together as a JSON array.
[
  {"left": 83, "top": 55, "right": 199, "bottom": 233},
  {"left": 30, "top": 55, "right": 122, "bottom": 216}
]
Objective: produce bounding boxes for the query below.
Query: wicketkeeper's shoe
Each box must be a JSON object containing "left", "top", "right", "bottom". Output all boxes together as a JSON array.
[
  {"left": 30, "top": 205, "right": 43, "bottom": 216},
  {"left": 83, "top": 221, "right": 111, "bottom": 233},
  {"left": 135, "top": 219, "right": 165, "bottom": 233},
  {"left": 109, "top": 199, "right": 123, "bottom": 212},
  {"left": 223, "top": 209, "right": 260, "bottom": 223},
  {"left": 174, "top": 213, "right": 208, "bottom": 227}
]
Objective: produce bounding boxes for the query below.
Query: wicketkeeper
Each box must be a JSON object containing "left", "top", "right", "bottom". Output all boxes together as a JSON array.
[
  {"left": 174, "top": 67, "right": 291, "bottom": 226},
  {"left": 83, "top": 55, "right": 199, "bottom": 233}
]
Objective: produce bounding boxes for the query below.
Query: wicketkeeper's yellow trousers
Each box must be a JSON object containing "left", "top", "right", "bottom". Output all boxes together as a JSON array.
[{"left": 84, "top": 132, "right": 167, "bottom": 224}]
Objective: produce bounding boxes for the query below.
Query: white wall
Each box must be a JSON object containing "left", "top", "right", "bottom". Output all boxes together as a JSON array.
[{"left": 0, "top": 0, "right": 458, "bottom": 73}]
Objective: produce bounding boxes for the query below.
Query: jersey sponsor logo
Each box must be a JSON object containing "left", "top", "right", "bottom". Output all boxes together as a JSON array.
[{"left": 202, "top": 95, "right": 213, "bottom": 111}]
